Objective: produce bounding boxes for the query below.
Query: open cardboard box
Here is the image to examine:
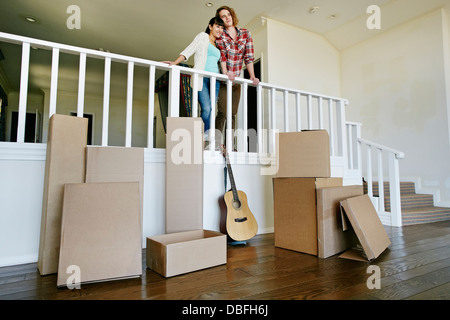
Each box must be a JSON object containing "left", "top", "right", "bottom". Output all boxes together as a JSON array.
[
  {"left": 273, "top": 177, "right": 343, "bottom": 256},
  {"left": 317, "top": 185, "right": 364, "bottom": 258},
  {"left": 339, "top": 194, "right": 391, "bottom": 262},
  {"left": 146, "top": 230, "right": 227, "bottom": 278}
]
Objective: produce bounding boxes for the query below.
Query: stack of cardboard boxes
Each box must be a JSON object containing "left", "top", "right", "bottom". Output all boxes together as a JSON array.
[
  {"left": 273, "top": 130, "right": 391, "bottom": 261},
  {"left": 38, "top": 114, "right": 144, "bottom": 287}
]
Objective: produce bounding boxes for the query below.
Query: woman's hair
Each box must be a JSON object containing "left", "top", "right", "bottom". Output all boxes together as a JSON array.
[
  {"left": 216, "top": 5, "right": 239, "bottom": 26},
  {"left": 205, "top": 16, "right": 225, "bottom": 34}
]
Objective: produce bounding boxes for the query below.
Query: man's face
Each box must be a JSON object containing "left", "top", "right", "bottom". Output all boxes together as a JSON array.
[{"left": 219, "top": 9, "right": 233, "bottom": 28}]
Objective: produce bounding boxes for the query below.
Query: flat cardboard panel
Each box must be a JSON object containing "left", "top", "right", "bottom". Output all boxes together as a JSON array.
[
  {"left": 340, "top": 195, "right": 391, "bottom": 261},
  {"left": 273, "top": 177, "right": 342, "bottom": 256},
  {"left": 317, "top": 185, "right": 363, "bottom": 258},
  {"left": 276, "top": 130, "right": 330, "bottom": 178},
  {"left": 85, "top": 146, "right": 144, "bottom": 224},
  {"left": 57, "top": 182, "right": 142, "bottom": 287},
  {"left": 166, "top": 117, "right": 204, "bottom": 233},
  {"left": 38, "top": 114, "right": 88, "bottom": 275},
  {"left": 146, "top": 230, "right": 227, "bottom": 277}
]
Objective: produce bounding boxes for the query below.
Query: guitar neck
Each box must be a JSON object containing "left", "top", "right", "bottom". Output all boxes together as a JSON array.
[{"left": 225, "top": 155, "right": 239, "bottom": 201}]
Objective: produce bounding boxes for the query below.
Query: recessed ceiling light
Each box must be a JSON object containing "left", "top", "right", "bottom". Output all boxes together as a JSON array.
[
  {"left": 309, "top": 6, "right": 320, "bottom": 14},
  {"left": 25, "top": 16, "right": 37, "bottom": 23},
  {"left": 205, "top": 2, "right": 213, "bottom": 7}
]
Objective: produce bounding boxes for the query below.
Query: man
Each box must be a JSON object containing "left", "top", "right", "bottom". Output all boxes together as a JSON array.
[{"left": 215, "top": 5, "right": 259, "bottom": 139}]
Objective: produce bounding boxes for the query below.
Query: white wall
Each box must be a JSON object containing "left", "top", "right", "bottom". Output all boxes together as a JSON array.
[
  {"left": 265, "top": 18, "right": 341, "bottom": 97},
  {"left": 342, "top": 9, "right": 450, "bottom": 205},
  {"left": 0, "top": 146, "right": 275, "bottom": 267}
]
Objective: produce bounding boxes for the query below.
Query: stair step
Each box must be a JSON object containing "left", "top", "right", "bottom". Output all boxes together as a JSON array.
[
  {"left": 402, "top": 206, "right": 450, "bottom": 226},
  {"left": 363, "top": 180, "right": 450, "bottom": 226},
  {"left": 363, "top": 181, "right": 416, "bottom": 196}
]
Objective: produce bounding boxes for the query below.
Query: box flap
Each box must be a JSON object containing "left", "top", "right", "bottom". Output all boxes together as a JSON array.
[{"left": 339, "top": 195, "right": 391, "bottom": 261}]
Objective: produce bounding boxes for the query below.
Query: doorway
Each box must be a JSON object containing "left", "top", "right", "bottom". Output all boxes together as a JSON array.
[
  {"left": 69, "top": 112, "right": 94, "bottom": 145},
  {"left": 244, "top": 59, "right": 261, "bottom": 152},
  {"left": 10, "top": 111, "right": 41, "bottom": 143}
]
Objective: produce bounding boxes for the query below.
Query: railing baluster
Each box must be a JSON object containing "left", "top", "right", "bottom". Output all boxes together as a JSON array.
[
  {"left": 366, "top": 145, "right": 373, "bottom": 198},
  {"left": 256, "top": 85, "right": 263, "bottom": 154},
  {"left": 192, "top": 73, "right": 199, "bottom": 118},
  {"left": 102, "top": 57, "right": 111, "bottom": 146},
  {"left": 77, "top": 53, "right": 86, "bottom": 117},
  {"left": 209, "top": 76, "right": 216, "bottom": 152},
  {"left": 226, "top": 79, "right": 233, "bottom": 151},
  {"left": 125, "top": 61, "right": 134, "bottom": 147},
  {"left": 168, "top": 66, "right": 180, "bottom": 117},
  {"left": 377, "top": 148, "right": 385, "bottom": 213},
  {"left": 270, "top": 87, "right": 276, "bottom": 154},
  {"left": 328, "top": 99, "right": 334, "bottom": 156},
  {"left": 347, "top": 124, "right": 354, "bottom": 170},
  {"left": 307, "top": 94, "right": 312, "bottom": 129},
  {"left": 318, "top": 96, "right": 323, "bottom": 129},
  {"left": 242, "top": 82, "right": 248, "bottom": 153},
  {"left": 389, "top": 153, "right": 402, "bottom": 227},
  {"left": 283, "top": 90, "right": 289, "bottom": 133},
  {"left": 147, "top": 65, "right": 155, "bottom": 149},
  {"left": 295, "top": 93, "right": 301, "bottom": 131},
  {"left": 17, "top": 42, "right": 30, "bottom": 143},
  {"left": 49, "top": 48, "right": 59, "bottom": 118}
]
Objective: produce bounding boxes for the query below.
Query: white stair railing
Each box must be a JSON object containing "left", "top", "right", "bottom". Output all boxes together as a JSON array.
[
  {"left": 1, "top": 31, "right": 349, "bottom": 167},
  {"left": 346, "top": 122, "right": 405, "bottom": 227}
]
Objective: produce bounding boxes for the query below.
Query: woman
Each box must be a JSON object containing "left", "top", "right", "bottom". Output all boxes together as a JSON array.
[{"left": 163, "top": 17, "right": 225, "bottom": 139}]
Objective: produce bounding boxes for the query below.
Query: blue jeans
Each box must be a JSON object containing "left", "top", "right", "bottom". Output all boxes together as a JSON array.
[{"left": 198, "top": 77, "right": 220, "bottom": 134}]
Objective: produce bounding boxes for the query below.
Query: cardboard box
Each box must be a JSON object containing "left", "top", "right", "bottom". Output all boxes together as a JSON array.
[
  {"left": 273, "top": 177, "right": 342, "bottom": 255},
  {"left": 339, "top": 195, "right": 391, "bottom": 261},
  {"left": 146, "top": 230, "right": 227, "bottom": 277},
  {"left": 316, "top": 185, "right": 363, "bottom": 258},
  {"left": 57, "top": 182, "right": 142, "bottom": 287},
  {"left": 85, "top": 146, "right": 144, "bottom": 224},
  {"left": 165, "top": 117, "right": 204, "bottom": 233},
  {"left": 276, "top": 130, "right": 330, "bottom": 178},
  {"left": 38, "top": 114, "right": 88, "bottom": 275}
]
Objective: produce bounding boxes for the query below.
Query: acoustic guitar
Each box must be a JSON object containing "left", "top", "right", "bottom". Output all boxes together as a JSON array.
[{"left": 219, "top": 145, "right": 258, "bottom": 241}]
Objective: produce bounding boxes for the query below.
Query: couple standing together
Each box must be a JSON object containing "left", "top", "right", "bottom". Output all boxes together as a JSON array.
[{"left": 164, "top": 6, "right": 259, "bottom": 145}]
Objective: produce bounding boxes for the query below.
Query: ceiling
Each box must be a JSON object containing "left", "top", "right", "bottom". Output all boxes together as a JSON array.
[{"left": 1, "top": 0, "right": 449, "bottom": 99}]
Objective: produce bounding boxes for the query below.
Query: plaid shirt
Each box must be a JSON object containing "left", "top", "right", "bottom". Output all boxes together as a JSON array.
[{"left": 215, "top": 27, "right": 255, "bottom": 78}]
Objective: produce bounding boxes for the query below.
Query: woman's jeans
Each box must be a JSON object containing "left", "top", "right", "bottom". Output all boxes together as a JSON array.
[{"left": 198, "top": 77, "right": 220, "bottom": 138}]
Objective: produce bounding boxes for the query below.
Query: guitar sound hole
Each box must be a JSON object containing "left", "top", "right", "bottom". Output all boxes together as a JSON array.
[{"left": 232, "top": 200, "right": 241, "bottom": 210}]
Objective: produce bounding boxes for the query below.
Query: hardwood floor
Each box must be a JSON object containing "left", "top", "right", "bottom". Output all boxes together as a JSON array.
[{"left": 1, "top": 220, "right": 449, "bottom": 303}]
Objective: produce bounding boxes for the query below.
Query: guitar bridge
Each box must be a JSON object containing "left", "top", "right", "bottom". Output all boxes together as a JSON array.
[{"left": 234, "top": 217, "right": 248, "bottom": 223}]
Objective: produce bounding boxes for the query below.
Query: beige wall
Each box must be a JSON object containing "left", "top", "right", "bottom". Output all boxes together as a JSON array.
[{"left": 342, "top": 9, "right": 450, "bottom": 204}]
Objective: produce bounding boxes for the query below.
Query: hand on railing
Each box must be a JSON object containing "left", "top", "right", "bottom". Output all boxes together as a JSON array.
[{"left": 250, "top": 76, "right": 260, "bottom": 86}]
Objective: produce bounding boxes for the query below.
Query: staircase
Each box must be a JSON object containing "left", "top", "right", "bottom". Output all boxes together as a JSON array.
[{"left": 364, "top": 181, "right": 450, "bottom": 226}]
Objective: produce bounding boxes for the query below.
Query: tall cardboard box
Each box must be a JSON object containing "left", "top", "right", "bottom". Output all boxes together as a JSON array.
[
  {"left": 273, "top": 177, "right": 342, "bottom": 255},
  {"left": 38, "top": 114, "right": 88, "bottom": 275},
  {"left": 57, "top": 182, "right": 142, "bottom": 287},
  {"left": 85, "top": 146, "right": 144, "bottom": 225},
  {"left": 165, "top": 117, "right": 204, "bottom": 233},
  {"left": 316, "top": 185, "right": 363, "bottom": 258},
  {"left": 276, "top": 130, "right": 330, "bottom": 178}
]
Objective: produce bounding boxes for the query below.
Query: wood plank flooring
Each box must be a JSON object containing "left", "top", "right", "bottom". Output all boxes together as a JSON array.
[{"left": 1, "top": 220, "right": 449, "bottom": 304}]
